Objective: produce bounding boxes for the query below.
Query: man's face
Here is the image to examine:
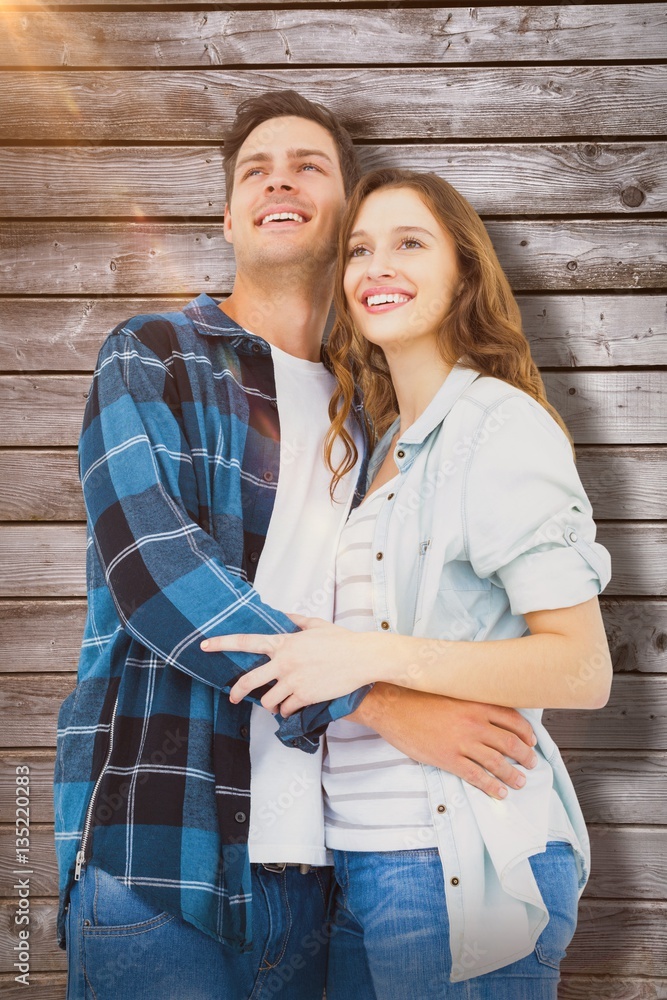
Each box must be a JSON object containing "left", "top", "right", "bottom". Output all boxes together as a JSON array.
[{"left": 224, "top": 116, "right": 347, "bottom": 279}]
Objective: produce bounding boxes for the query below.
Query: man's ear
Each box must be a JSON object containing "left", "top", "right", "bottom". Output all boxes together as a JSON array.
[{"left": 223, "top": 203, "right": 233, "bottom": 245}]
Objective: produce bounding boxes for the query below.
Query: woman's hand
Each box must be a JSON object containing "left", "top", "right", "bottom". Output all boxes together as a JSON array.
[{"left": 200, "top": 614, "right": 379, "bottom": 716}]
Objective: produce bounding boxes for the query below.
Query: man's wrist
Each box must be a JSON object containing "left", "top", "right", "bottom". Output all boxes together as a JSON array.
[{"left": 345, "top": 681, "right": 395, "bottom": 726}]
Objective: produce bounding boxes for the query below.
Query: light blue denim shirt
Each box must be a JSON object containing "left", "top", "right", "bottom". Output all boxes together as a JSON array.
[{"left": 363, "top": 363, "right": 611, "bottom": 981}]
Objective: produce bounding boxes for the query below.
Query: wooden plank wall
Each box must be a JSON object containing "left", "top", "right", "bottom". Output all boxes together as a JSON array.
[{"left": 0, "top": 2, "right": 666, "bottom": 997}]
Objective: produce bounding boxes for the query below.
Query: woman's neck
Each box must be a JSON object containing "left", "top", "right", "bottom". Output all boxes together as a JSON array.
[{"left": 385, "top": 341, "right": 453, "bottom": 433}]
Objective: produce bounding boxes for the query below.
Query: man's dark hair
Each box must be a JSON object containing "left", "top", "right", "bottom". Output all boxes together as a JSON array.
[{"left": 223, "top": 90, "right": 361, "bottom": 201}]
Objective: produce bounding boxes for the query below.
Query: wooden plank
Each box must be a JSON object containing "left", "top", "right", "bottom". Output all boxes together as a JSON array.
[
  {"left": 2, "top": 597, "right": 663, "bottom": 676},
  {"left": 543, "top": 373, "right": 667, "bottom": 447},
  {"left": 0, "top": 522, "right": 664, "bottom": 602},
  {"left": 0, "top": 822, "right": 661, "bottom": 907},
  {"left": 517, "top": 294, "right": 667, "bottom": 368},
  {"left": 1, "top": 822, "right": 662, "bottom": 901},
  {"left": 1, "top": 670, "right": 664, "bottom": 750},
  {"left": 2, "top": 897, "right": 664, "bottom": 976},
  {"left": 546, "top": 674, "right": 667, "bottom": 751},
  {"left": 0, "top": 900, "right": 66, "bottom": 973},
  {"left": 2, "top": 372, "right": 665, "bottom": 448},
  {"left": 563, "top": 901, "right": 667, "bottom": 977},
  {"left": 577, "top": 448, "right": 667, "bottom": 521},
  {"left": 2, "top": 294, "right": 665, "bottom": 373},
  {"left": 585, "top": 826, "right": 667, "bottom": 901},
  {"left": 1, "top": 221, "right": 664, "bottom": 296},
  {"left": 1, "top": 7, "right": 664, "bottom": 68},
  {"left": 0, "top": 754, "right": 54, "bottom": 823},
  {"left": 0, "top": 67, "right": 664, "bottom": 142},
  {"left": 0, "top": 525, "right": 87, "bottom": 598},
  {"left": 1, "top": 446, "right": 663, "bottom": 522},
  {"left": 3, "top": 751, "right": 660, "bottom": 827},
  {"left": 0, "top": 452, "right": 83, "bottom": 521},
  {"left": 0, "top": 601, "right": 86, "bottom": 674},
  {"left": 0, "top": 376, "right": 89, "bottom": 447},
  {"left": 2, "top": 143, "right": 665, "bottom": 218},
  {"left": 1, "top": 676, "right": 73, "bottom": 748},
  {"left": 598, "top": 523, "right": 667, "bottom": 597},
  {"left": 0, "top": 826, "right": 57, "bottom": 897},
  {"left": 560, "top": 978, "right": 667, "bottom": 1000},
  {"left": 564, "top": 752, "right": 667, "bottom": 826},
  {"left": 602, "top": 599, "right": 667, "bottom": 675},
  {"left": 0, "top": 976, "right": 67, "bottom": 1000}
]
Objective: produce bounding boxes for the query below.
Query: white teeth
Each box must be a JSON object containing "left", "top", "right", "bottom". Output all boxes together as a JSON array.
[
  {"left": 366, "top": 293, "right": 411, "bottom": 306},
  {"left": 260, "top": 212, "right": 306, "bottom": 225}
]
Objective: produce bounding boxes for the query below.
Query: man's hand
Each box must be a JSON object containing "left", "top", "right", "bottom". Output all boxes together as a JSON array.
[{"left": 349, "top": 683, "right": 538, "bottom": 800}]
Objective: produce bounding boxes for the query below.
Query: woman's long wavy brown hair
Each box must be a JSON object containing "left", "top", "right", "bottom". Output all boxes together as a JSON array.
[{"left": 324, "top": 169, "right": 572, "bottom": 497}]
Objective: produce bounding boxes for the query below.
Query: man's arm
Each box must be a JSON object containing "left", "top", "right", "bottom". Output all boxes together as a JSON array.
[
  {"left": 81, "top": 327, "right": 368, "bottom": 749},
  {"left": 349, "top": 684, "right": 538, "bottom": 800}
]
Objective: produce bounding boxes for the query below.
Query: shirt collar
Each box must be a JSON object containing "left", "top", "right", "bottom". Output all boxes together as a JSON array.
[
  {"left": 183, "top": 293, "right": 337, "bottom": 371},
  {"left": 367, "top": 362, "right": 481, "bottom": 483},
  {"left": 183, "top": 293, "right": 249, "bottom": 339}
]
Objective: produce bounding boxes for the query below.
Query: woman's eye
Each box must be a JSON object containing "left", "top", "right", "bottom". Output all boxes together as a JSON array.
[
  {"left": 401, "top": 237, "right": 423, "bottom": 249},
  {"left": 348, "top": 245, "right": 370, "bottom": 257}
]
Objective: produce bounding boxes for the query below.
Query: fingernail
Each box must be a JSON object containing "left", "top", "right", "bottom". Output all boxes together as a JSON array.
[
  {"left": 529, "top": 754, "right": 538, "bottom": 767},
  {"left": 515, "top": 773, "right": 526, "bottom": 787},
  {"left": 497, "top": 787, "right": 508, "bottom": 798},
  {"left": 201, "top": 640, "right": 209, "bottom": 650}
]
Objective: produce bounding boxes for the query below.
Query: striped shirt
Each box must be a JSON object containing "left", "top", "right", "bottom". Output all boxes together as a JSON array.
[
  {"left": 53, "top": 293, "right": 371, "bottom": 954},
  {"left": 323, "top": 478, "right": 437, "bottom": 851}
]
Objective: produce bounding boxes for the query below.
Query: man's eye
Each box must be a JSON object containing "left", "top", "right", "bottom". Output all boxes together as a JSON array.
[
  {"left": 244, "top": 168, "right": 263, "bottom": 178},
  {"left": 300, "top": 163, "right": 321, "bottom": 172}
]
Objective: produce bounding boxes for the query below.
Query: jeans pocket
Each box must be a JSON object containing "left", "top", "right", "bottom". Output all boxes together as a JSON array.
[
  {"left": 530, "top": 842, "right": 579, "bottom": 970},
  {"left": 85, "top": 866, "right": 174, "bottom": 935}
]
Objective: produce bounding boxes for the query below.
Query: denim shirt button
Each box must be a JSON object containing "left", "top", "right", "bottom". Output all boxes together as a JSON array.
[
  {"left": 396, "top": 449, "right": 405, "bottom": 459},
  {"left": 450, "top": 877, "right": 460, "bottom": 886},
  {"left": 568, "top": 531, "right": 578, "bottom": 542},
  {"left": 380, "top": 621, "right": 390, "bottom": 630},
  {"left": 437, "top": 804, "right": 446, "bottom": 813}
]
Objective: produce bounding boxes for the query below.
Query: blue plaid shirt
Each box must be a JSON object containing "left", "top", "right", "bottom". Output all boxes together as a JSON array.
[{"left": 54, "top": 293, "right": 370, "bottom": 951}]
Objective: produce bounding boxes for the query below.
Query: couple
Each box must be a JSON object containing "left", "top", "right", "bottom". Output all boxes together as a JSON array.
[{"left": 55, "top": 90, "right": 612, "bottom": 999}]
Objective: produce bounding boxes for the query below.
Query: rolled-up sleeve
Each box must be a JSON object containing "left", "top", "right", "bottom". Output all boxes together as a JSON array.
[{"left": 464, "top": 393, "right": 611, "bottom": 616}]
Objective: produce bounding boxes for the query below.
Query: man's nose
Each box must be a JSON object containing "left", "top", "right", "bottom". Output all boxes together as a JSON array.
[{"left": 265, "top": 171, "right": 296, "bottom": 193}]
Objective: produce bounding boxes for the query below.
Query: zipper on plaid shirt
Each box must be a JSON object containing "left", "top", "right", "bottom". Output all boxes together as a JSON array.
[{"left": 74, "top": 694, "right": 119, "bottom": 881}]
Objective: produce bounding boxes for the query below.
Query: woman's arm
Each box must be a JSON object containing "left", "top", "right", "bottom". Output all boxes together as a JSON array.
[
  {"left": 200, "top": 595, "right": 612, "bottom": 716},
  {"left": 368, "top": 597, "right": 612, "bottom": 710}
]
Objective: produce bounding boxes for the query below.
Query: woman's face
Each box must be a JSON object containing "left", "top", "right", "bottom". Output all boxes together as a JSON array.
[{"left": 343, "top": 186, "right": 460, "bottom": 354}]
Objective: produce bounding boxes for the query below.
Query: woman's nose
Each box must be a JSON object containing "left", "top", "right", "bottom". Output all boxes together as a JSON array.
[{"left": 366, "top": 254, "right": 396, "bottom": 279}]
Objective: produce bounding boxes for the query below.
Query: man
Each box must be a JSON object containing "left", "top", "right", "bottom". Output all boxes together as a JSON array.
[{"left": 55, "top": 90, "right": 538, "bottom": 999}]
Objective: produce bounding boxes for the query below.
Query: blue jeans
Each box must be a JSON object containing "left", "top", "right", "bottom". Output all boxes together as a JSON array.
[
  {"left": 326, "top": 842, "right": 579, "bottom": 1000},
  {"left": 65, "top": 864, "right": 332, "bottom": 999}
]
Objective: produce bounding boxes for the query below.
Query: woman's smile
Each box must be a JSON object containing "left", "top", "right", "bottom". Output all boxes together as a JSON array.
[{"left": 344, "top": 185, "right": 460, "bottom": 349}]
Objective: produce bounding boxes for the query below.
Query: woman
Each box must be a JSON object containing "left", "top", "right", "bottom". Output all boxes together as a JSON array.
[{"left": 203, "top": 169, "right": 612, "bottom": 996}]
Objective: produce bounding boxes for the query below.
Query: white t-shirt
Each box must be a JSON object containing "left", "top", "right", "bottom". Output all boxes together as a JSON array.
[{"left": 248, "top": 342, "right": 362, "bottom": 865}]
